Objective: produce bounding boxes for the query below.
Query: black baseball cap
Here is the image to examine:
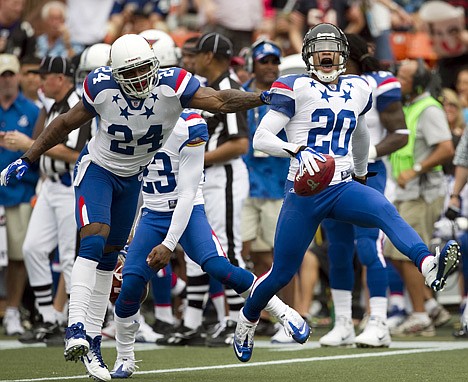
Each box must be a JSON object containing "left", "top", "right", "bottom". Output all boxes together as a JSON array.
[
  {"left": 32, "top": 56, "right": 75, "bottom": 77},
  {"left": 192, "top": 33, "right": 233, "bottom": 58}
]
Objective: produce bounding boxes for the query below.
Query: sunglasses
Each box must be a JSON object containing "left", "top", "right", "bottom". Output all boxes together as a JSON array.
[{"left": 257, "top": 56, "right": 281, "bottom": 65}]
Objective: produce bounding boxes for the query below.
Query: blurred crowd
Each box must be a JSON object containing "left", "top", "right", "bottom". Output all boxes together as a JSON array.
[{"left": 0, "top": 0, "right": 468, "bottom": 348}]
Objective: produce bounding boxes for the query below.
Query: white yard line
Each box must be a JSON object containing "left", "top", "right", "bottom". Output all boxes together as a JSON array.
[{"left": 1, "top": 341, "right": 468, "bottom": 382}]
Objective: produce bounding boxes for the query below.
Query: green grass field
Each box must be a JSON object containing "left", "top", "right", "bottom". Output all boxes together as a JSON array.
[{"left": 1, "top": 323, "right": 468, "bottom": 382}]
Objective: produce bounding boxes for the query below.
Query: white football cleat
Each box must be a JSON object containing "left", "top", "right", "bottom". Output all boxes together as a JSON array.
[
  {"left": 319, "top": 316, "right": 355, "bottom": 347},
  {"left": 110, "top": 357, "right": 139, "bottom": 379},
  {"left": 355, "top": 316, "right": 391, "bottom": 348},
  {"left": 81, "top": 335, "right": 111, "bottom": 381}
]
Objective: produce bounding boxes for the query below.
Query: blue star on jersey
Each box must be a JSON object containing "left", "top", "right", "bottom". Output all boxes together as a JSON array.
[
  {"left": 142, "top": 106, "right": 155, "bottom": 119},
  {"left": 341, "top": 90, "right": 352, "bottom": 102},
  {"left": 150, "top": 93, "right": 159, "bottom": 102},
  {"left": 321, "top": 89, "right": 332, "bottom": 102},
  {"left": 112, "top": 94, "right": 121, "bottom": 103},
  {"left": 119, "top": 106, "right": 133, "bottom": 120}
]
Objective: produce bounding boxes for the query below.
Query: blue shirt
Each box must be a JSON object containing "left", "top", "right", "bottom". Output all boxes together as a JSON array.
[
  {"left": 0, "top": 92, "right": 40, "bottom": 206},
  {"left": 242, "top": 79, "right": 289, "bottom": 199}
]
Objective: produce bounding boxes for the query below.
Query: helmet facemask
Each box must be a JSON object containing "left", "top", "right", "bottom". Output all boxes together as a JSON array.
[
  {"left": 302, "top": 31, "right": 349, "bottom": 83},
  {"left": 112, "top": 56, "right": 160, "bottom": 99}
]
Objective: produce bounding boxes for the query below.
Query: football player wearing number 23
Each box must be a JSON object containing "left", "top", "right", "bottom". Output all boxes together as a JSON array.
[
  {"left": 0, "top": 34, "right": 271, "bottom": 369},
  {"left": 233, "top": 23, "right": 461, "bottom": 363}
]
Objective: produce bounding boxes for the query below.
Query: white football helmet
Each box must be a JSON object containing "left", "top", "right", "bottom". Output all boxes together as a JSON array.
[
  {"left": 110, "top": 34, "right": 160, "bottom": 99},
  {"left": 302, "top": 23, "right": 349, "bottom": 83},
  {"left": 139, "top": 29, "right": 180, "bottom": 68},
  {"left": 75, "top": 43, "right": 111, "bottom": 94}
]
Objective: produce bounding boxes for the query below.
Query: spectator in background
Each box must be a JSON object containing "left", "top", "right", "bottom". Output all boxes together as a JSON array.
[
  {"left": 288, "top": 0, "right": 366, "bottom": 54},
  {"left": 0, "top": 0, "right": 36, "bottom": 59},
  {"left": 442, "top": 88, "right": 466, "bottom": 173},
  {"left": 105, "top": 0, "right": 170, "bottom": 44},
  {"left": 36, "top": 1, "right": 83, "bottom": 59},
  {"left": 195, "top": 0, "right": 264, "bottom": 55},
  {"left": 0, "top": 53, "right": 39, "bottom": 336},
  {"left": 19, "top": 56, "right": 42, "bottom": 107},
  {"left": 66, "top": 0, "right": 114, "bottom": 48},
  {"left": 419, "top": 1, "right": 468, "bottom": 89},
  {"left": 387, "top": 59, "right": 455, "bottom": 337}
]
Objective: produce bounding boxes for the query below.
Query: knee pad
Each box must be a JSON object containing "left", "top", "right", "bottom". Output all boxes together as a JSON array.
[
  {"left": 202, "top": 257, "right": 254, "bottom": 295},
  {"left": 79, "top": 235, "right": 106, "bottom": 263},
  {"left": 115, "top": 273, "right": 147, "bottom": 318}
]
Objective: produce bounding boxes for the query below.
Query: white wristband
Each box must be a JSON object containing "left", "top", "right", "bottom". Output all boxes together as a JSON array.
[{"left": 368, "top": 145, "right": 377, "bottom": 160}]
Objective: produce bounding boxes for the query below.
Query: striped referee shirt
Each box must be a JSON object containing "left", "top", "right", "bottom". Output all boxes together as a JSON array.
[
  {"left": 204, "top": 71, "right": 248, "bottom": 156},
  {"left": 40, "top": 88, "right": 91, "bottom": 177}
]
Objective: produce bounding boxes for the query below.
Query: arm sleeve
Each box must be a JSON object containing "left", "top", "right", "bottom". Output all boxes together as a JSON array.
[
  {"left": 253, "top": 110, "right": 300, "bottom": 157},
  {"left": 351, "top": 114, "right": 370, "bottom": 177},
  {"left": 161, "top": 143, "right": 205, "bottom": 251}
]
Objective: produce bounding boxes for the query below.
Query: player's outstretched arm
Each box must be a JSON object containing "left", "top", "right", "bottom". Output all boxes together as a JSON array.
[
  {"left": 189, "top": 86, "right": 268, "bottom": 113},
  {"left": 22, "top": 101, "right": 94, "bottom": 163}
]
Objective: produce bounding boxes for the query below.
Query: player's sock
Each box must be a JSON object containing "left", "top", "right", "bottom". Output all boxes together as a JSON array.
[
  {"left": 209, "top": 277, "right": 226, "bottom": 323},
  {"left": 369, "top": 296, "right": 388, "bottom": 320},
  {"left": 32, "top": 284, "right": 55, "bottom": 323},
  {"left": 184, "top": 274, "right": 209, "bottom": 329},
  {"left": 115, "top": 311, "right": 140, "bottom": 360},
  {"left": 331, "top": 289, "right": 352, "bottom": 319},
  {"left": 210, "top": 292, "right": 226, "bottom": 323},
  {"left": 68, "top": 257, "right": 98, "bottom": 326},
  {"left": 86, "top": 269, "right": 113, "bottom": 338},
  {"left": 154, "top": 306, "right": 174, "bottom": 325},
  {"left": 152, "top": 265, "right": 174, "bottom": 325}
]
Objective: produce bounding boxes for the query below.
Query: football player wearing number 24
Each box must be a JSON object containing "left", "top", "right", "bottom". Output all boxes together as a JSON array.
[
  {"left": 233, "top": 23, "right": 461, "bottom": 363},
  {"left": 0, "top": 33, "right": 272, "bottom": 375}
]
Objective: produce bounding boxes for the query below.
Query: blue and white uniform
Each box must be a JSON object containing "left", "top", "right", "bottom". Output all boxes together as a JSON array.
[
  {"left": 242, "top": 73, "right": 432, "bottom": 322},
  {"left": 115, "top": 111, "right": 256, "bottom": 319},
  {"left": 73, "top": 66, "right": 199, "bottom": 269},
  {"left": 322, "top": 71, "right": 403, "bottom": 297}
]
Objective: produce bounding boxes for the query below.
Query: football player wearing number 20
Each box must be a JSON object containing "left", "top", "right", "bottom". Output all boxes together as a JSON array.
[
  {"left": 233, "top": 23, "right": 461, "bottom": 363},
  {"left": 0, "top": 34, "right": 271, "bottom": 378}
]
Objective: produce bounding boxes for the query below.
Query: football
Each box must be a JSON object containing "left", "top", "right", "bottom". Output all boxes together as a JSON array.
[
  {"left": 109, "top": 254, "right": 150, "bottom": 304},
  {"left": 294, "top": 154, "right": 335, "bottom": 196}
]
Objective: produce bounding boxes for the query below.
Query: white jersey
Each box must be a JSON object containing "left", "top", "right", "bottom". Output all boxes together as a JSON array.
[
  {"left": 266, "top": 74, "right": 372, "bottom": 184},
  {"left": 361, "top": 71, "right": 402, "bottom": 153},
  {"left": 82, "top": 66, "right": 200, "bottom": 177},
  {"left": 142, "top": 110, "right": 207, "bottom": 212}
]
